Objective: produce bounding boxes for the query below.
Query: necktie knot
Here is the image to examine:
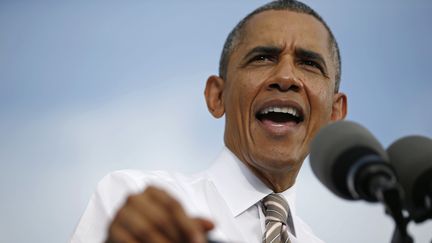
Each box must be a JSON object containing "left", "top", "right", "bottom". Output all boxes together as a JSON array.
[
  {"left": 261, "top": 193, "right": 296, "bottom": 243},
  {"left": 262, "top": 193, "right": 289, "bottom": 225}
]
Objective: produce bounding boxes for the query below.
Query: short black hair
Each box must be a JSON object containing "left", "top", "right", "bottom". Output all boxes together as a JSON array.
[{"left": 219, "top": 0, "right": 341, "bottom": 91}]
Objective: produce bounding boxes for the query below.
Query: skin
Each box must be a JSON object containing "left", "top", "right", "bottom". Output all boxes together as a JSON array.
[
  {"left": 205, "top": 10, "right": 347, "bottom": 192},
  {"left": 106, "top": 9, "right": 347, "bottom": 243},
  {"left": 106, "top": 186, "right": 214, "bottom": 243}
]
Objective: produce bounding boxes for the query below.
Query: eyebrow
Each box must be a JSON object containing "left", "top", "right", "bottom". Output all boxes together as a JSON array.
[
  {"left": 295, "top": 47, "right": 328, "bottom": 71},
  {"left": 241, "top": 45, "right": 329, "bottom": 75}
]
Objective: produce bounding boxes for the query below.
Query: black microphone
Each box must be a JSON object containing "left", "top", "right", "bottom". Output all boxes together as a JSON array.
[
  {"left": 387, "top": 135, "right": 432, "bottom": 223},
  {"left": 310, "top": 120, "right": 397, "bottom": 202},
  {"left": 309, "top": 120, "right": 413, "bottom": 243}
]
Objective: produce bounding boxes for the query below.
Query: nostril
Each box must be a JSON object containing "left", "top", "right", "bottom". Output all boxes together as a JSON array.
[
  {"left": 269, "top": 83, "right": 280, "bottom": 90},
  {"left": 290, "top": 85, "right": 300, "bottom": 92},
  {"left": 268, "top": 82, "right": 300, "bottom": 92}
]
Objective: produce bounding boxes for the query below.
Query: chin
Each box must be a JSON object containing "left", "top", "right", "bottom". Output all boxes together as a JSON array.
[{"left": 250, "top": 147, "right": 303, "bottom": 173}]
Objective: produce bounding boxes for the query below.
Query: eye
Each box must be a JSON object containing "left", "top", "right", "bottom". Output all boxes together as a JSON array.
[
  {"left": 299, "top": 60, "right": 325, "bottom": 74},
  {"left": 248, "top": 54, "right": 277, "bottom": 64}
]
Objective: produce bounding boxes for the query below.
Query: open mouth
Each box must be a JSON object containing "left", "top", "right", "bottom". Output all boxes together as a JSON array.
[{"left": 256, "top": 106, "right": 304, "bottom": 125}]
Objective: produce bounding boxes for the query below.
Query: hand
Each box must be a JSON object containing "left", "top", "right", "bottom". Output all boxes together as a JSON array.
[{"left": 106, "top": 186, "right": 214, "bottom": 243}]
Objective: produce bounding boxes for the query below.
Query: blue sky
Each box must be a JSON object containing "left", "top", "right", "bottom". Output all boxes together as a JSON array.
[{"left": 1, "top": 1, "right": 431, "bottom": 242}]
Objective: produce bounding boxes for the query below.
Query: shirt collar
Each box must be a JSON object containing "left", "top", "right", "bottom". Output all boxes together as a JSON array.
[{"left": 206, "top": 146, "right": 297, "bottom": 217}]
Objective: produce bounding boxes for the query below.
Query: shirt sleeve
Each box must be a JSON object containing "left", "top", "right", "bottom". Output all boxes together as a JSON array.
[{"left": 70, "top": 171, "right": 142, "bottom": 243}]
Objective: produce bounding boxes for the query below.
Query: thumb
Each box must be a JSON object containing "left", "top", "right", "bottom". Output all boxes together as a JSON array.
[{"left": 193, "top": 217, "right": 215, "bottom": 232}]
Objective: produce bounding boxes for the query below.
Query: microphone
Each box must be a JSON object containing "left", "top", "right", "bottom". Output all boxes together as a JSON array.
[
  {"left": 310, "top": 120, "right": 397, "bottom": 202},
  {"left": 387, "top": 135, "right": 432, "bottom": 222},
  {"left": 309, "top": 120, "right": 413, "bottom": 243}
]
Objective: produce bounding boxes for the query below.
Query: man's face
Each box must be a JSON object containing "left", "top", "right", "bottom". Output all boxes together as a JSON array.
[{"left": 206, "top": 10, "right": 346, "bottom": 183}]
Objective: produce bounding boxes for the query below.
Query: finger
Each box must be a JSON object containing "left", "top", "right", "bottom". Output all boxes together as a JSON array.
[
  {"left": 128, "top": 192, "right": 183, "bottom": 242},
  {"left": 106, "top": 221, "right": 140, "bottom": 243},
  {"left": 145, "top": 187, "right": 206, "bottom": 243},
  {"left": 171, "top": 209, "right": 205, "bottom": 243},
  {"left": 193, "top": 218, "right": 215, "bottom": 232},
  {"left": 116, "top": 203, "right": 169, "bottom": 242}
]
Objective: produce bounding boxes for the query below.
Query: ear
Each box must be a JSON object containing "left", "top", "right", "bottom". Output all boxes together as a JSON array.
[
  {"left": 331, "top": 92, "right": 347, "bottom": 121},
  {"left": 204, "top": 75, "right": 225, "bottom": 118}
]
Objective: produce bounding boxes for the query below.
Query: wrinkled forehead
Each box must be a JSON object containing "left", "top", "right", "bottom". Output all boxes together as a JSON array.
[{"left": 235, "top": 10, "right": 333, "bottom": 64}]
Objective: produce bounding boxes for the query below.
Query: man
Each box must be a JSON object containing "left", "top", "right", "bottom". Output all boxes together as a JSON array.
[{"left": 71, "top": 0, "right": 347, "bottom": 242}]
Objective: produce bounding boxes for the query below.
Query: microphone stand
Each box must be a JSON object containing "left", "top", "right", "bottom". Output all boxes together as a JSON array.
[
  {"left": 369, "top": 172, "right": 413, "bottom": 243},
  {"left": 410, "top": 182, "right": 432, "bottom": 223},
  {"left": 349, "top": 155, "right": 414, "bottom": 243}
]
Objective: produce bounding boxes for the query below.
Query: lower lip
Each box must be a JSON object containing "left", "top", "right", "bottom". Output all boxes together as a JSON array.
[{"left": 257, "top": 119, "right": 301, "bottom": 136}]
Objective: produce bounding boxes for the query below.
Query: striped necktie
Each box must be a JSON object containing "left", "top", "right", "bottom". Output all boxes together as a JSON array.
[{"left": 262, "top": 193, "right": 295, "bottom": 243}]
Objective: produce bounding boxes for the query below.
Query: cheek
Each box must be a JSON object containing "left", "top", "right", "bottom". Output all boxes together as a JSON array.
[
  {"left": 224, "top": 76, "right": 259, "bottom": 125},
  {"left": 228, "top": 73, "right": 263, "bottom": 107},
  {"left": 307, "top": 82, "right": 334, "bottom": 121}
]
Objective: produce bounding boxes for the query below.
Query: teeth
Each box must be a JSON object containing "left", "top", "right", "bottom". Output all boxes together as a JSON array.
[
  {"left": 289, "top": 107, "right": 298, "bottom": 117},
  {"left": 260, "top": 106, "right": 300, "bottom": 117}
]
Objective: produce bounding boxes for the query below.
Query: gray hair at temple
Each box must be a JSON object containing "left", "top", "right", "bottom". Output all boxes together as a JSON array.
[{"left": 219, "top": 0, "right": 342, "bottom": 91}]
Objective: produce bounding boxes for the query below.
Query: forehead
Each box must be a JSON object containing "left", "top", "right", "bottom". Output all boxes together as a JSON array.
[{"left": 235, "top": 10, "right": 332, "bottom": 60}]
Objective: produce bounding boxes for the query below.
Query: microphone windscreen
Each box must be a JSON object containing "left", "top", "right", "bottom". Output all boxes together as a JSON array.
[
  {"left": 310, "top": 120, "right": 388, "bottom": 199},
  {"left": 387, "top": 136, "right": 432, "bottom": 211}
]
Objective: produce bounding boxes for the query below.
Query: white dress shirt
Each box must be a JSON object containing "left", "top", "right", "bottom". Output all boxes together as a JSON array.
[{"left": 71, "top": 147, "right": 324, "bottom": 243}]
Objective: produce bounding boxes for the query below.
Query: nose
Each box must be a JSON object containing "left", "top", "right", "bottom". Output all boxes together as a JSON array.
[{"left": 266, "top": 61, "right": 303, "bottom": 92}]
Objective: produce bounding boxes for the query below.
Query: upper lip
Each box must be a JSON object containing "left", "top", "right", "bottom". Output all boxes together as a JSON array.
[{"left": 254, "top": 99, "right": 305, "bottom": 121}]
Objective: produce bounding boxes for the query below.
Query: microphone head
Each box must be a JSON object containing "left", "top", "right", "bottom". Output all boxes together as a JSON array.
[
  {"left": 387, "top": 135, "right": 432, "bottom": 220},
  {"left": 310, "top": 120, "right": 388, "bottom": 200}
]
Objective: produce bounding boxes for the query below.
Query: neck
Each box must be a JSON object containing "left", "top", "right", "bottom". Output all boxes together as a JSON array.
[
  {"left": 245, "top": 161, "right": 300, "bottom": 192},
  {"left": 224, "top": 143, "right": 302, "bottom": 192}
]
